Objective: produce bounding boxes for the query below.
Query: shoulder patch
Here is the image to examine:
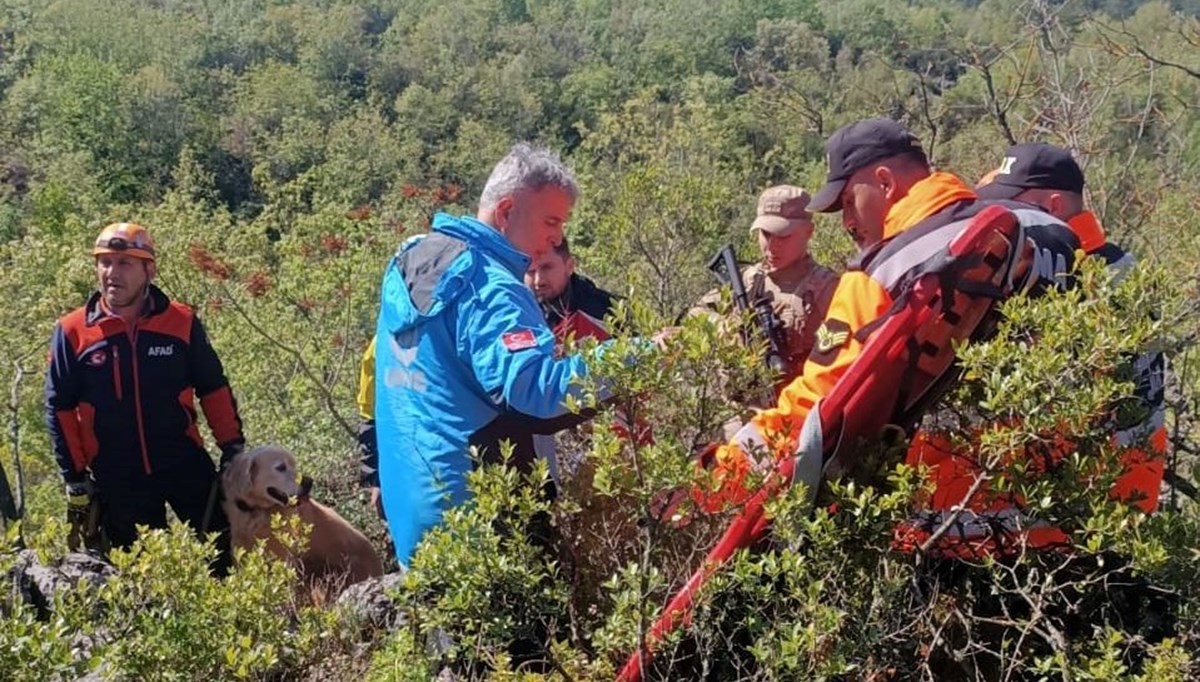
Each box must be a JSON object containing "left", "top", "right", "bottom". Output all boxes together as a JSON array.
[
  {"left": 398, "top": 233, "right": 470, "bottom": 315},
  {"left": 809, "top": 319, "right": 851, "bottom": 366},
  {"left": 501, "top": 329, "right": 538, "bottom": 352}
]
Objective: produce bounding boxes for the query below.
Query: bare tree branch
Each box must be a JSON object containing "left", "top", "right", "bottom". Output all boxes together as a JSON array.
[
  {"left": 1094, "top": 20, "right": 1200, "bottom": 81},
  {"left": 217, "top": 281, "right": 357, "bottom": 439}
]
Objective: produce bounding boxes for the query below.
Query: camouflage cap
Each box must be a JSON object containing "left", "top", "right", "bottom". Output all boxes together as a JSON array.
[{"left": 751, "top": 185, "right": 812, "bottom": 235}]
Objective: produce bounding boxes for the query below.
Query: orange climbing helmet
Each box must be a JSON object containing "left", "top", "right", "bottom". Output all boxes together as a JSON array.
[{"left": 93, "top": 222, "right": 155, "bottom": 262}]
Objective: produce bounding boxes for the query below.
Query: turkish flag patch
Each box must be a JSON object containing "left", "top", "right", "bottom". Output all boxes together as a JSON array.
[{"left": 501, "top": 329, "right": 538, "bottom": 351}]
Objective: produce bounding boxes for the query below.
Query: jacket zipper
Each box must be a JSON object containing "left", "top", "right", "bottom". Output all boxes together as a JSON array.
[
  {"left": 112, "top": 346, "right": 123, "bottom": 400},
  {"left": 129, "top": 327, "right": 152, "bottom": 475}
]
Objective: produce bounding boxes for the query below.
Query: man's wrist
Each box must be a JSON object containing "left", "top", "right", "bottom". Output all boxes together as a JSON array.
[
  {"left": 65, "top": 479, "right": 93, "bottom": 506},
  {"left": 219, "top": 441, "right": 246, "bottom": 467}
]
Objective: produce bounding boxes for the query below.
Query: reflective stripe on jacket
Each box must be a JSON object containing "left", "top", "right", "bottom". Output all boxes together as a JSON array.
[{"left": 45, "top": 284, "right": 243, "bottom": 484}]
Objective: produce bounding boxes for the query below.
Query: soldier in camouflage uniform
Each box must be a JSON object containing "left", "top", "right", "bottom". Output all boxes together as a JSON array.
[{"left": 695, "top": 185, "right": 839, "bottom": 383}]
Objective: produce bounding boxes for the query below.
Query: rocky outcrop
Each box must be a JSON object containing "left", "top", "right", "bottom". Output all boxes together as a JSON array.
[
  {"left": 3, "top": 550, "right": 115, "bottom": 619},
  {"left": 334, "top": 570, "right": 406, "bottom": 630}
]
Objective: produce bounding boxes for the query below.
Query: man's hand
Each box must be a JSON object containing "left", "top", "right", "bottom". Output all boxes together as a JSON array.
[
  {"left": 66, "top": 479, "right": 93, "bottom": 503},
  {"left": 219, "top": 442, "right": 247, "bottom": 472},
  {"left": 65, "top": 480, "right": 94, "bottom": 551},
  {"left": 651, "top": 326, "right": 681, "bottom": 350},
  {"left": 368, "top": 486, "right": 385, "bottom": 520}
]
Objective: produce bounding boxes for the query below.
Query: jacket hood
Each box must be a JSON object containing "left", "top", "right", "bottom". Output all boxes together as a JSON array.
[
  {"left": 883, "top": 172, "right": 977, "bottom": 241},
  {"left": 384, "top": 213, "right": 531, "bottom": 335}
]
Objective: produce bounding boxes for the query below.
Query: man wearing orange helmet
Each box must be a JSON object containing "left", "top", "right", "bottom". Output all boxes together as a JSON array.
[{"left": 45, "top": 223, "right": 245, "bottom": 570}]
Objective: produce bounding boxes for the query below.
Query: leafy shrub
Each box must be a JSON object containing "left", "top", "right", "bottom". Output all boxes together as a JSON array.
[
  {"left": 0, "top": 1, "right": 1198, "bottom": 679},
  {"left": 0, "top": 522, "right": 370, "bottom": 682},
  {"left": 364, "top": 262, "right": 1200, "bottom": 681}
]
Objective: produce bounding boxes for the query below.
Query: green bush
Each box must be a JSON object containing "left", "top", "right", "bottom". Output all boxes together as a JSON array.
[
  {"left": 362, "top": 262, "right": 1200, "bottom": 681},
  {"left": 0, "top": 0, "right": 1198, "bottom": 679},
  {"left": 0, "top": 522, "right": 370, "bottom": 682}
]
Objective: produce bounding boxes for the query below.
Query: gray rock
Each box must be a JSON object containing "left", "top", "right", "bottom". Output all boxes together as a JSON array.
[
  {"left": 2, "top": 548, "right": 37, "bottom": 613},
  {"left": 2, "top": 549, "right": 114, "bottom": 619},
  {"left": 2, "top": 550, "right": 116, "bottom": 679},
  {"left": 25, "top": 552, "right": 115, "bottom": 616},
  {"left": 334, "top": 570, "right": 407, "bottom": 630}
]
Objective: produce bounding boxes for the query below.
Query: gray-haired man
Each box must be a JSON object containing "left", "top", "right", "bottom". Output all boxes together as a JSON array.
[{"left": 374, "top": 143, "right": 601, "bottom": 564}]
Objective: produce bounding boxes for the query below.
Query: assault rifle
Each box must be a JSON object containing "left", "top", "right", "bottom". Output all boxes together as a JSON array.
[{"left": 708, "top": 244, "right": 789, "bottom": 376}]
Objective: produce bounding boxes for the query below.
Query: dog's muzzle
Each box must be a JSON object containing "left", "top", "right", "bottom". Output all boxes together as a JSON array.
[
  {"left": 266, "top": 486, "right": 290, "bottom": 505},
  {"left": 238, "top": 475, "right": 316, "bottom": 511}
]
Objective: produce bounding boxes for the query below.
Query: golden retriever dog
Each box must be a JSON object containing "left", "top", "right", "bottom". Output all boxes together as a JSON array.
[{"left": 221, "top": 445, "right": 384, "bottom": 589}]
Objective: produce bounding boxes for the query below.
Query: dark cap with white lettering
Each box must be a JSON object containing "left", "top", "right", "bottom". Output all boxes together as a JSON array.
[{"left": 976, "top": 143, "right": 1085, "bottom": 200}]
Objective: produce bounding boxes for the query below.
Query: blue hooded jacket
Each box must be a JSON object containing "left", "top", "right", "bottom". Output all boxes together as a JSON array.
[{"left": 375, "top": 213, "right": 592, "bottom": 564}]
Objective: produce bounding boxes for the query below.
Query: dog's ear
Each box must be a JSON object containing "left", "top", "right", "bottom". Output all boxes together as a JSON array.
[
  {"left": 249, "top": 456, "right": 260, "bottom": 486},
  {"left": 222, "top": 452, "right": 254, "bottom": 500}
]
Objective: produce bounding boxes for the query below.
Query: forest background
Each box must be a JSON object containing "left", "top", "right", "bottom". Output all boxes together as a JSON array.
[{"left": 1, "top": 0, "right": 1200, "bottom": 680}]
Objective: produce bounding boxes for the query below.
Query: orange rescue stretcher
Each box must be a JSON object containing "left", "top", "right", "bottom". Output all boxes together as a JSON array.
[{"left": 617, "top": 205, "right": 1034, "bottom": 681}]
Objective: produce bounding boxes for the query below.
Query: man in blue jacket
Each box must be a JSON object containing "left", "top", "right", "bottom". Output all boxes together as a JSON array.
[{"left": 375, "top": 143, "right": 598, "bottom": 565}]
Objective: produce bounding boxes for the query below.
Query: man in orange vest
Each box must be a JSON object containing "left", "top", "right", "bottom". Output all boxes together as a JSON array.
[
  {"left": 977, "top": 142, "right": 1166, "bottom": 489},
  {"left": 704, "top": 120, "right": 1079, "bottom": 511}
]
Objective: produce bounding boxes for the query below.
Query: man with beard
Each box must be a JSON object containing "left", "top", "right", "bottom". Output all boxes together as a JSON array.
[{"left": 525, "top": 237, "right": 619, "bottom": 340}]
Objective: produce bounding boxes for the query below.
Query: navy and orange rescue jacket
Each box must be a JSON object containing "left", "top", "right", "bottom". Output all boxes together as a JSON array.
[{"left": 45, "top": 285, "right": 244, "bottom": 485}]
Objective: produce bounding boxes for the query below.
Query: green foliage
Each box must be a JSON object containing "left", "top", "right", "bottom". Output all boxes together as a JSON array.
[
  {"left": 386, "top": 457, "right": 569, "bottom": 677},
  {"left": 360, "top": 259, "right": 1200, "bottom": 680},
  {"left": 96, "top": 524, "right": 299, "bottom": 681},
  {"left": 0, "top": 0, "right": 1197, "bottom": 679},
  {"left": 0, "top": 532, "right": 92, "bottom": 681},
  {"left": 0, "top": 522, "right": 364, "bottom": 682}
]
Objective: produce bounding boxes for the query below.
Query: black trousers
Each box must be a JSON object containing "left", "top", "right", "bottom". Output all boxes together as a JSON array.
[{"left": 94, "top": 453, "right": 232, "bottom": 576}]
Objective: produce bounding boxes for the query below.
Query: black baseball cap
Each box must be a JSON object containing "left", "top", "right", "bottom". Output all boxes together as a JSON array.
[
  {"left": 976, "top": 143, "right": 1084, "bottom": 200},
  {"left": 809, "top": 118, "right": 928, "bottom": 213}
]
